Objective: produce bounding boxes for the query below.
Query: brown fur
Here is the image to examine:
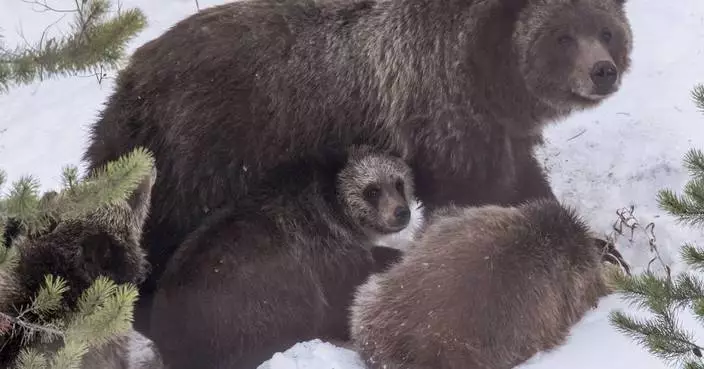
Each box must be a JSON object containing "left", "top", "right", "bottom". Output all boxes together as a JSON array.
[
  {"left": 349, "top": 199, "right": 623, "bottom": 369},
  {"left": 148, "top": 149, "right": 414, "bottom": 369},
  {"left": 82, "top": 0, "right": 633, "bottom": 332},
  {"left": 0, "top": 168, "right": 163, "bottom": 369}
]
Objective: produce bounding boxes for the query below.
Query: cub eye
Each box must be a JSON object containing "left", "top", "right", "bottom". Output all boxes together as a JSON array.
[
  {"left": 363, "top": 185, "right": 381, "bottom": 203},
  {"left": 601, "top": 29, "right": 613, "bottom": 43},
  {"left": 394, "top": 179, "right": 405, "bottom": 195},
  {"left": 557, "top": 34, "right": 574, "bottom": 46}
]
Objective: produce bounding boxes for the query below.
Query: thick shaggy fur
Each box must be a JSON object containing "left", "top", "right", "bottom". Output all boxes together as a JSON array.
[
  {"left": 82, "top": 0, "right": 633, "bottom": 331},
  {"left": 149, "top": 149, "right": 415, "bottom": 369},
  {"left": 350, "top": 199, "right": 623, "bottom": 369},
  {"left": 0, "top": 170, "right": 163, "bottom": 369}
]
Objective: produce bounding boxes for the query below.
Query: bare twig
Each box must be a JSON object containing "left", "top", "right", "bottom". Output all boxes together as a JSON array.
[
  {"left": 609, "top": 204, "right": 672, "bottom": 280},
  {"left": 20, "top": 0, "right": 76, "bottom": 13},
  {"left": 0, "top": 311, "right": 64, "bottom": 340},
  {"left": 567, "top": 128, "right": 587, "bottom": 141}
]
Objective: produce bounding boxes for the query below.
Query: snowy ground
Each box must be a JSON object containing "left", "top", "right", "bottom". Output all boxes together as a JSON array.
[{"left": 2, "top": 0, "right": 704, "bottom": 368}]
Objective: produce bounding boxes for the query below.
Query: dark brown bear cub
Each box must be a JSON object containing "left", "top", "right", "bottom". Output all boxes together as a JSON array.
[
  {"left": 83, "top": 0, "right": 633, "bottom": 332},
  {"left": 149, "top": 147, "right": 416, "bottom": 369},
  {"left": 0, "top": 168, "right": 163, "bottom": 369},
  {"left": 350, "top": 199, "right": 628, "bottom": 369}
]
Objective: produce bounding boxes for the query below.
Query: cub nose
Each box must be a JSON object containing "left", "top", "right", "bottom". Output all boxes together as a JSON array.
[
  {"left": 393, "top": 206, "right": 411, "bottom": 226},
  {"left": 590, "top": 60, "right": 619, "bottom": 93}
]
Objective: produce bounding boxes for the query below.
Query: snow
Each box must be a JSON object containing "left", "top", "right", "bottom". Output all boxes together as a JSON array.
[{"left": 2, "top": 0, "right": 704, "bottom": 368}]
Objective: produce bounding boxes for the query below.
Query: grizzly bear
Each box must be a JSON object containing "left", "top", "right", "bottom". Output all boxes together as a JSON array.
[
  {"left": 0, "top": 168, "right": 163, "bottom": 369},
  {"left": 83, "top": 0, "right": 633, "bottom": 331},
  {"left": 148, "top": 146, "right": 416, "bottom": 369},
  {"left": 349, "top": 199, "right": 630, "bottom": 369}
]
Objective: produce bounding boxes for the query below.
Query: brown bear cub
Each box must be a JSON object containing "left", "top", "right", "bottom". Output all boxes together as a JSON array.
[
  {"left": 83, "top": 0, "right": 634, "bottom": 333},
  {"left": 149, "top": 146, "right": 415, "bottom": 369},
  {"left": 350, "top": 199, "right": 629, "bottom": 369},
  {"left": 0, "top": 169, "right": 163, "bottom": 369}
]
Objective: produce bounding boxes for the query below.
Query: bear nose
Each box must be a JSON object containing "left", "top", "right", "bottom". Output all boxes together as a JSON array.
[
  {"left": 590, "top": 60, "right": 619, "bottom": 93},
  {"left": 393, "top": 206, "right": 411, "bottom": 225}
]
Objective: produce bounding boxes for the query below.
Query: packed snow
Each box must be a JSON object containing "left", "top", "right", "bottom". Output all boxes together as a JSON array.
[{"left": 2, "top": 0, "right": 704, "bottom": 368}]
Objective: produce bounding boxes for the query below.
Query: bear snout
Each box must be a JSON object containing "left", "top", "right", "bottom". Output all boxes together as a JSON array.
[{"left": 590, "top": 60, "right": 619, "bottom": 95}]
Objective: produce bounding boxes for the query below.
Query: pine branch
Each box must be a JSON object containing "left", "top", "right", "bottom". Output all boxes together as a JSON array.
[
  {"left": 2, "top": 176, "right": 44, "bottom": 235},
  {"left": 51, "top": 147, "right": 155, "bottom": 221},
  {"left": 0, "top": 0, "right": 147, "bottom": 92},
  {"left": 693, "top": 84, "right": 704, "bottom": 113},
  {"left": 14, "top": 349, "right": 49, "bottom": 369},
  {"left": 657, "top": 184, "right": 704, "bottom": 228},
  {"left": 610, "top": 309, "right": 702, "bottom": 365},
  {"left": 0, "top": 311, "right": 65, "bottom": 341},
  {"left": 682, "top": 245, "right": 704, "bottom": 272},
  {"left": 0, "top": 146, "right": 155, "bottom": 240},
  {"left": 684, "top": 149, "right": 704, "bottom": 181}
]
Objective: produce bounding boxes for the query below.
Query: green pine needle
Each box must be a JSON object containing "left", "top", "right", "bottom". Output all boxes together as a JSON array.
[
  {"left": 0, "top": 0, "right": 148, "bottom": 92},
  {"left": 48, "top": 340, "right": 89, "bottom": 369},
  {"left": 683, "top": 245, "right": 704, "bottom": 272},
  {"left": 74, "top": 276, "right": 119, "bottom": 321},
  {"left": 53, "top": 147, "right": 155, "bottom": 221},
  {"left": 61, "top": 166, "right": 80, "bottom": 193},
  {"left": 3, "top": 176, "right": 43, "bottom": 234},
  {"left": 684, "top": 361, "right": 704, "bottom": 369},
  {"left": 684, "top": 149, "right": 704, "bottom": 180},
  {"left": 31, "top": 275, "right": 69, "bottom": 317},
  {"left": 693, "top": 84, "right": 704, "bottom": 113},
  {"left": 0, "top": 244, "right": 19, "bottom": 271},
  {"left": 14, "top": 349, "right": 48, "bottom": 369}
]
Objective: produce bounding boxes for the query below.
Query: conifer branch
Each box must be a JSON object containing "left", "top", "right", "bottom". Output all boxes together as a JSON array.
[
  {"left": 0, "top": 148, "right": 153, "bottom": 369},
  {"left": 0, "top": 0, "right": 147, "bottom": 92},
  {"left": 610, "top": 83, "right": 704, "bottom": 368},
  {"left": 693, "top": 84, "right": 704, "bottom": 113}
]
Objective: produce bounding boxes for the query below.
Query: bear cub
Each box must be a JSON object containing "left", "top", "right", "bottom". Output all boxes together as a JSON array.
[
  {"left": 350, "top": 199, "right": 630, "bottom": 369},
  {"left": 149, "top": 146, "right": 416, "bottom": 369},
  {"left": 0, "top": 168, "right": 163, "bottom": 369}
]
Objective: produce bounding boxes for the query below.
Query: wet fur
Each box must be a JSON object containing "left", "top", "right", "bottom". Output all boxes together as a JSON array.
[
  {"left": 149, "top": 150, "right": 415, "bottom": 369},
  {"left": 350, "top": 199, "right": 620, "bottom": 369},
  {"left": 0, "top": 169, "right": 163, "bottom": 369},
  {"left": 82, "top": 0, "right": 632, "bottom": 332}
]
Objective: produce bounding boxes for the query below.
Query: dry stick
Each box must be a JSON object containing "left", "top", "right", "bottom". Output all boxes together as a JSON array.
[
  {"left": 607, "top": 204, "right": 672, "bottom": 280},
  {"left": 0, "top": 311, "right": 64, "bottom": 339}
]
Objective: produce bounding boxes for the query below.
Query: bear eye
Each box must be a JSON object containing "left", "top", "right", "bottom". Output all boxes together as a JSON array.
[
  {"left": 394, "top": 179, "right": 405, "bottom": 196},
  {"left": 557, "top": 34, "right": 574, "bottom": 46},
  {"left": 601, "top": 29, "right": 613, "bottom": 43},
  {"left": 363, "top": 185, "right": 381, "bottom": 203}
]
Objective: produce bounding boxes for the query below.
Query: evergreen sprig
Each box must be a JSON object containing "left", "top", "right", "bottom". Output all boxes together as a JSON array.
[
  {"left": 0, "top": 0, "right": 147, "bottom": 92},
  {"left": 657, "top": 149, "right": 704, "bottom": 228},
  {"left": 0, "top": 147, "right": 153, "bottom": 369},
  {"left": 0, "top": 147, "right": 155, "bottom": 240},
  {"left": 693, "top": 84, "right": 704, "bottom": 113},
  {"left": 609, "top": 84, "right": 704, "bottom": 368}
]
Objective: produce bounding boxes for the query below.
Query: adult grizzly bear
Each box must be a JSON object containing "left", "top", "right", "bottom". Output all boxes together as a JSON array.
[{"left": 83, "top": 0, "right": 633, "bottom": 331}]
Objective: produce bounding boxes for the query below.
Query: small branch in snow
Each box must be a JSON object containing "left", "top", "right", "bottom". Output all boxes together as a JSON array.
[
  {"left": 567, "top": 128, "right": 587, "bottom": 141},
  {"left": 608, "top": 205, "right": 672, "bottom": 280}
]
